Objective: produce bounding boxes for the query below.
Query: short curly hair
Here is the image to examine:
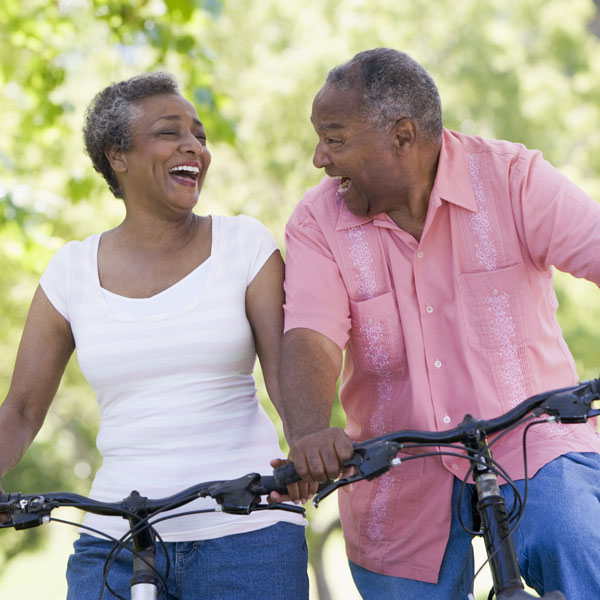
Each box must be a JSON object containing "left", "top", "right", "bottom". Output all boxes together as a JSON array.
[
  {"left": 326, "top": 48, "right": 443, "bottom": 142},
  {"left": 83, "top": 72, "right": 180, "bottom": 198}
]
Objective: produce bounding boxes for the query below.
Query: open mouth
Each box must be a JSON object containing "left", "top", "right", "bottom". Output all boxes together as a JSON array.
[
  {"left": 169, "top": 165, "right": 200, "bottom": 185},
  {"left": 338, "top": 177, "right": 352, "bottom": 194}
]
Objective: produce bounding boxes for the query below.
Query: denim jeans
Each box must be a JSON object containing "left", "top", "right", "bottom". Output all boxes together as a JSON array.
[
  {"left": 349, "top": 452, "right": 600, "bottom": 600},
  {"left": 66, "top": 522, "right": 308, "bottom": 600}
]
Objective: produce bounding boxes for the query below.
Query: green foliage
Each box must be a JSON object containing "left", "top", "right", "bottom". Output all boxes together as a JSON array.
[{"left": 1, "top": 1, "right": 600, "bottom": 597}]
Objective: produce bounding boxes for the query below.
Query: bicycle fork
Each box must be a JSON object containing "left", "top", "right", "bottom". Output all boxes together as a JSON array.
[
  {"left": 464, "top": 424, "right": 524, "bottom": 598},
  {"left": 465, "top": 430, "right": 567, "bottom": 600},
  {"left": 474, "top": 471, "right": 523, "bottom": 596}
]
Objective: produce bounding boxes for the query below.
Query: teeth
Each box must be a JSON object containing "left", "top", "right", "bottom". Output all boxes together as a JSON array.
[
  {"left": 170, "top": 165, "right": 200, "bottom": 174},
  {"left": 338, "top": 177, "right": 352, "bottom": 192}
]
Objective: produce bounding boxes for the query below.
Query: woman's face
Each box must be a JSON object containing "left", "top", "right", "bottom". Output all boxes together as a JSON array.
[{"left": 114, "top": 93, "right": 211, "bottom": 215}]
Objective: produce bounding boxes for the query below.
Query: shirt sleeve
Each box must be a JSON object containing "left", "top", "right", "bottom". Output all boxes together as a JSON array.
[
  {"left": 283, "top": 203, "right": 351, "bottom": 350},
  {"left": 511, "top": 150, "right": 600, "bottom": 284},
  {"left": 238, "top": 215, "right": 280, "bottom": 285},
  {"left": 39, "top": 243, "right": 70, "bottom": 321}
]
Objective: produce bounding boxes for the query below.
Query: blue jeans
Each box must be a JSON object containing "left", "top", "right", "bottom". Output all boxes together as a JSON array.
[
  {"left": 66, "top": 522, "right": 308, "bottom": 599},
  {"left": 349, "top": 452, "right": 600, "bottom": 600}
]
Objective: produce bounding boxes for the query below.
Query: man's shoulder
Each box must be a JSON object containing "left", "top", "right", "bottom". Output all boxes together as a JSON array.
[
  {"left": 289, "top": 176, "right": 341, "bottom": 226},
  {"left": 444, "top": 129, "right": 531, "bottom": 162}
]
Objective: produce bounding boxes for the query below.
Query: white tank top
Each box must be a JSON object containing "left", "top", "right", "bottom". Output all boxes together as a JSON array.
[{"left": 40, "top": 214, "right": 305, "bottom": 541}]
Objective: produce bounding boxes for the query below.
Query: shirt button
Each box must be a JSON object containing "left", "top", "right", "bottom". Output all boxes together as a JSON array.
[
  {"left": 417, "top": 251, "right": 424, "bottom": 259},
  {"left": 443, "top": 415, "right": 451, "bottom": 424},
  {"left": 366, "top": 318, "right": 373, "bottom": 325},
  {"left": 426, "top": 305, "right": 434, "bottom": 314},
  {"left": 434, "top": 360, "right": 442, "bottom": 368},
  {"left": 492, "top": 288, "right": 499, "bottom": 296},
  {"left": 452, "top": 463, "right": 459, "bottom": 471}
]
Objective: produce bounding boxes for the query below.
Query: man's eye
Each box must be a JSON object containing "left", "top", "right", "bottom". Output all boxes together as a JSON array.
[
  {"left": 160, "top": 131, "right": 178, "bottom": 136},
  {"left": 326, "top": 138, "right": 341, "bottom": 145},
  {"left": 195, "top": 134, "right": 207, "bottom": 143}
]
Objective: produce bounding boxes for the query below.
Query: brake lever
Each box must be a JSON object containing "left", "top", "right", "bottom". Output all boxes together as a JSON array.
[
  {"left": 0, "top": 494, "right": 53, "bottom": 530},
  {"left": 313, "top": 441, "right": 400, "bottom": 507},
  {"left": 537, "top": 380, "right": 600, "bottom": 424},
  {"left": 209, "top": 473, "right": 263, "bottom": 515}
]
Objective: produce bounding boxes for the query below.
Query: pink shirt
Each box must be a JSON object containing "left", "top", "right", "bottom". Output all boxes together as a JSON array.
[{"left": 283, "top": 129, "right": 600, "bottom": 582}]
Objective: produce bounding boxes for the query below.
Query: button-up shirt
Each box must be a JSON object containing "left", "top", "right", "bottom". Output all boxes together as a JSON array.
[{"left": 283, "top": 129, "right": 600, "bottom": 582}]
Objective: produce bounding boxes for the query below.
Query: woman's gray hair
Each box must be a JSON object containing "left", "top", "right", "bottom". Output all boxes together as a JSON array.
[
  {"left": 326, "top": 48, "right": 442, "bottom": 142},
  {"left": 83, "top": 72, "right": 180, "bottom": 198}
]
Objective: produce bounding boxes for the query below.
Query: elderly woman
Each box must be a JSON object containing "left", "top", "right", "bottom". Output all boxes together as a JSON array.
[{"left": 0, "top": 73, "right": 308, "bottom": 599}]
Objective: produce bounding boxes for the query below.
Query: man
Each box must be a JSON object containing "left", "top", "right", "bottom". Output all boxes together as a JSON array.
[{"left": 278, "top": 48, "right": 600, "bottom": 599}]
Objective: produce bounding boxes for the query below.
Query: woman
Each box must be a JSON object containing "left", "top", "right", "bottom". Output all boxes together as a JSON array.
[{"left": 0, "top": 73, "right": 308, "bottom": 599}]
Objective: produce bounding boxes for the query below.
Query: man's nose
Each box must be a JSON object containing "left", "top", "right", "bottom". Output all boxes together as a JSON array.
[{"left": 313, "top": 140, "right": 332, "bottom": 169}]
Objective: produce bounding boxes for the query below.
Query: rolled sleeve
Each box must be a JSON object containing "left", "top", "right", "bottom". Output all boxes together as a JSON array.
[{"left": 283, "top": 204, "right": 351, "bottom": 349}]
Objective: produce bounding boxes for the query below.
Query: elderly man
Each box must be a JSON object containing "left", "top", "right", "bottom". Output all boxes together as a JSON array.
[{"left": 279, "top": 48, "right": 600, "bottom": 599}]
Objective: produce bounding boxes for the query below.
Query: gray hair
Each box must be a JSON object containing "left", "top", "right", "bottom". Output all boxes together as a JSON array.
[
  {"left": 83, "top": 72, "right": 180, "bottom": 198},
  {"left": 326, "top": 48, "right": 442, "bottom": 142}
]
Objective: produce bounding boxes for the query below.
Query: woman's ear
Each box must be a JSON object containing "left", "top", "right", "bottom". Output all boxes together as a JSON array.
[{"left": 105, "top": 147, "right": 128, "bottom": 173}]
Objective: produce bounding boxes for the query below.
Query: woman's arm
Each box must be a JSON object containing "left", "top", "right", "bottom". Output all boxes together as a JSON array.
[
  {"left": 245, "top": 250, "right": 286, "bottom": 417},
  {"left": 0, "top": 286, "right": 75, "bottom": 487},
  {"left": 245, "top": 250, "right": 317, "bottom": 503}
]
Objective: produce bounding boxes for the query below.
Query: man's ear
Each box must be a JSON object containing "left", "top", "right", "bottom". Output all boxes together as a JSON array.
[
  {"left": 392, "top": 117, "right": 417, "bottom": 154},
  {"left": 105, "top": 147, "right": 128, "bottom": 173}
]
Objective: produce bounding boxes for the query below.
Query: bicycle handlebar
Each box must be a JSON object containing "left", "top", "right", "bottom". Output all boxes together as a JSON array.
[
  {"left": 272, "top": 378, "right": 600, "bottom": 505},
  {"left": 0, "top": 472, "right": 299, "bottom": 531}
]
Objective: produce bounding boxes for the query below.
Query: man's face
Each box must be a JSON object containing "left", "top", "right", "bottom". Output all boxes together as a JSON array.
[{"left": 310, "top": 83, "right": 402, "bottom": 217}]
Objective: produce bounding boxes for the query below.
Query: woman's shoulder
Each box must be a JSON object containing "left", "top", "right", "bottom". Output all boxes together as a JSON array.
[
  {"left": 212, "top": 214, "right": 275, "bottom": 241},
  {"left": 47, "top": 233, "right": 100, "bottom": 266}
]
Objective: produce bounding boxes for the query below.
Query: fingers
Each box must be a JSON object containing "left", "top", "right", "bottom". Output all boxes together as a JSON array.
[{"left": 290, "top": 427, "right": 354, "bottom": 483}]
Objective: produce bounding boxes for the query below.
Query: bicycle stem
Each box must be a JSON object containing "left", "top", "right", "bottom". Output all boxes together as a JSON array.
[
  {"left": 125, "top": 491, "right": 159, "bottom": 600},
  {"left": 462, "top": 416, "right": 524, "bottom": 597}
]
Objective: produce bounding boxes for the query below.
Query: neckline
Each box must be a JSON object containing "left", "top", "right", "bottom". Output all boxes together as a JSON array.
[{"left": 91, "top": 215, "right": 218, "bottom": 321}]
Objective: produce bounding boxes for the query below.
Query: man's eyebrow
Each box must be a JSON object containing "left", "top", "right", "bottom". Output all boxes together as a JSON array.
[
  {"left": 153, "top": 114, "right": 204, "bottom": 127},
  {"left": 310, "top": 116, "right": 345, "bottom": 131}
]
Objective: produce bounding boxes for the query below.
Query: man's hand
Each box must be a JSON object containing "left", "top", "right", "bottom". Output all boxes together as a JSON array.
[
  {"left": 290, "top": 427, "right": 354, "bottom": 484},
  {"left": 268, "top": 458, "right": 319, "bottom": 505}
]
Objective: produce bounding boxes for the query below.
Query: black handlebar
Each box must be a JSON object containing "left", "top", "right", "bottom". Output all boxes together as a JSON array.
[
  {"left": 0, "top": 472, "right": 301, "bottom": 531},
  {"left": 271, "top": 378, "right": 600, "bottom": 506},
  {"left": 2, "top": 379, "right": 598, "bottom": 528}
]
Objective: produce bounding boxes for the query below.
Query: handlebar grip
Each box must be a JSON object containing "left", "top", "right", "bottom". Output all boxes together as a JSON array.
[
  {"left": 0, "top": 493, "right": 19, "bottom": 511},
  {"left": 273, "top": 462, "right": 302, "bottom": 488}
]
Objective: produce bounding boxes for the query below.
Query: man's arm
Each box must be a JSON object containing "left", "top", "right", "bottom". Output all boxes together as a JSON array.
[{"left": 279, "top": 327, "right": 354, "bottom": 488}]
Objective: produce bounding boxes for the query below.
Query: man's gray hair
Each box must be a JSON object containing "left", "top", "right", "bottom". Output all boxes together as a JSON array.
[
  {"left": 326, "top": 48, "right": 442, "bottom": 141},
  {"left": 83, "top": 72, "right": 180, "bottom": 198}
]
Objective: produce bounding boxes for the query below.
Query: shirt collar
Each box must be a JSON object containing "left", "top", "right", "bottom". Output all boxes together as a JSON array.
[
  {"left": 430, "top": 128, "right": 478, "bottom": 212},
  {"left": 334, "top": 128, "right": 478, "bottom": 231}
]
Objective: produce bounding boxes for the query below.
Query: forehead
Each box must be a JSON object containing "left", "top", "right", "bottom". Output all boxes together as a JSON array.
[
  {"left": 132, "top": 93, "right": 203, "bottom": 128},
  {"left": 311, "top": 83, "right": 365, "bottom": 131}
]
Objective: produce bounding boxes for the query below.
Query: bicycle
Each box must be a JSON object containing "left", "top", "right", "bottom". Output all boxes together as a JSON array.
[
  {"left": 0, "top": 471, "right": 303, "bottom": 600},
  {"left": 274, "top": 378, "right": 600, "bottom": 600}
]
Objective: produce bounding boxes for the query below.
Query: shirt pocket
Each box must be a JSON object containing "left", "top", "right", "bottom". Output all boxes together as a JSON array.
[
  {"left": 349, "top": 292, "right": 407, "bottom": 374},
  {"left": 457, "top": 263, "right": 535, "bottom": 350}
]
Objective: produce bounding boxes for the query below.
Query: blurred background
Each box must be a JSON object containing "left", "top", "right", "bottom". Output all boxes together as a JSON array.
[{"left": 1, "top": 0, "right": 600, "bottom": 597}]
